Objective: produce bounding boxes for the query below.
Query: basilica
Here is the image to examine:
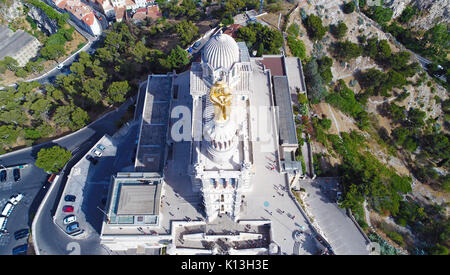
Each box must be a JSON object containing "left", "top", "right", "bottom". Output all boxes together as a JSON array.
[{"left": 100, "top": 28, "right": 309, "bottom": 254}]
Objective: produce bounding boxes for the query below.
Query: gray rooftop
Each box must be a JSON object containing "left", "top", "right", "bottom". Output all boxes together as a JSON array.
[
  {"left": 117, "top": 184, "right": 159, "bottom": 215},
  {"left": 237, "top": 42, "right": 250, "bottom": 63},
  {"left": 272, "top": 76, "right": 298, "bottom": 146},
  {"left": 135, "top": 75, "right": 172, "bottom": 172},
  {"left": 0, "top": 25, "right": 39, "bottom": 60}
]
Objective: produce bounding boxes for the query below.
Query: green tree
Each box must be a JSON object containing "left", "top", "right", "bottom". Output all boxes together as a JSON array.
[
  {"left": 175, "top": 20, "right": 199, "bottom": 47},
  {"left": 343, "top": 1, "right": 355, "bottom": 14},
  {"left": 398, "top": 6, "right": 416, "bottom": 24},
  {"left": 107, "top": 81, "right": 130, "bottom": 104},
  {"left": 287, "top": 36, "right": 306, "bottom": 59},
  {"left": 71, "top": 107, "right": 89, "bottom": 129},
  {"left": 162, "top": 45, "right": 190, "bottom": 71},
  {"left": 35, "top": 146, "right": 72, "bottom": 173},
  {"left": 330, "top": 22, "right": 348, "bottom": 40},
  {"left": 304, "top": 14, "right": 328, "bottom": 41},
  {"left": 333, "top": 40, "right": 362, "bottom": 61},
  {"left": 0, "top": 125, "right": 20, "bottom": 147},
  {"left": 1, "top": 56, "right": 19, "bottom": 71}
]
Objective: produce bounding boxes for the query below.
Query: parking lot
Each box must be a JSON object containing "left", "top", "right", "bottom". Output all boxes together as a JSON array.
[
  {"left": 53, "top": 121, "right": 140, "bottom": 241},
  {"left": 0, "top": 163, "right": 48, "bottom": 254},
  {"left": 53, "top": 136, "right": 117, "bottom": 238}
]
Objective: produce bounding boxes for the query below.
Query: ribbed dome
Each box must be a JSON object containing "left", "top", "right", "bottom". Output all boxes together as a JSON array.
[{"left": 203, "top": 32, "right": 240, "bottom": 70}]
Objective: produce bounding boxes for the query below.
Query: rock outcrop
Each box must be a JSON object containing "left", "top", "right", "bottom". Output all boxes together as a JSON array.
[
  {"left": 384, "top": 0, "right": 450, "bottom": 31},
  {"left": 27, "top": 5, "right": 59, "bottom": 35},
  {"left": 0, "top": 0, "right": 24, "bottom": 23}
]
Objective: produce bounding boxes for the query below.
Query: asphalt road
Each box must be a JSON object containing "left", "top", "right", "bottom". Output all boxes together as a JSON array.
[
  {"left": 31, "top": 83, "right": 146, "bottom": 255},
  {"left": 0, "top": 91, "right": 138, "bottom": 254}
]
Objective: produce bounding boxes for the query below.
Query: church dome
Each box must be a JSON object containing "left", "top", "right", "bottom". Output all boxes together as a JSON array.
[{"left": 203, "top": 32, "right": 240, "bottom": 70}]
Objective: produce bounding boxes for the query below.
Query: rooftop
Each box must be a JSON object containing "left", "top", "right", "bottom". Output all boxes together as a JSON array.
[
  {"left": 117, "top": 185, "right": 159, "bottom": 215},
  {"left": 272, "top": 75, "right": 298, "bottom": 146},
  {"left": 135, "top": 75, "right": 172, "bottom": 172},
  {"left": 0, "top": 25, "right": 40, "bottom": 61}
]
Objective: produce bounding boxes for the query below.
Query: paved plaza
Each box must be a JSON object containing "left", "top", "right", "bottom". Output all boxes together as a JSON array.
[{"left": 301, "top": 178, "right": 370, "bottom": 255}]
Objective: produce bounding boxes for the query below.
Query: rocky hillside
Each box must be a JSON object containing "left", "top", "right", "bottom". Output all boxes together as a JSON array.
[
  {"left": 385, "top": 0, "right": 450, "bottom": 31},
  {"left": 0, "top": 0, "right": 24, "bottom": 24}
]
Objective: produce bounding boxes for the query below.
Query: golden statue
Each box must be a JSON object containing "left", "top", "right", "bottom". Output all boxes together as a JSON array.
[{"left": 209, "top": 81, "right": 232, "bottom": 122}]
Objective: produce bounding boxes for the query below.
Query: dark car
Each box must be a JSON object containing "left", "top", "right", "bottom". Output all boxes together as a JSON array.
[
  {"left": 14, "top": 229, "right": 29, "bottom": 240},
  {"left": 13, "top": 168, "right": 20, "bottom": 182},
  {"left": 12, "top": 244, "right": 28, "bottom": 255},
  {"left": 0, "top": 170, "right": 6, "bottom": 182},
  {"left": 66, "top": 222, "right": 81, "bottom": 235},
  {"left": 63, "top": 205, "right": 74, "bottom": 213},
  {"left": 64, "top": 195, "right": 76, "bottom": 202},
  {"left": 86, "top": 155, "right": 98, "bottom": 165}
]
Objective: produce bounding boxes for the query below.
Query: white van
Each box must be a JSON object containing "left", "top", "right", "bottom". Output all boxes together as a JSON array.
[
  {"left": 1, "top": 202, "right": 14, "bottom": 217},
  {"left": 0, "top": 216, "right": 7, "bottom": 230},
  {"left": 9, "top": 194, "right": 24, "bottom": 205}
]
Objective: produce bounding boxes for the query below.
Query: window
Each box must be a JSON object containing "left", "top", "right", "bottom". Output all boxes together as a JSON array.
[{"left": 220, "top": 194, "right": 224, "bottom": 202}]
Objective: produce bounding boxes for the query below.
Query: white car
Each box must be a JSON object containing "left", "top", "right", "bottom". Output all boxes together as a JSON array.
[
  {"left": 92, "top": 149, "right": 102, "bottom": 157},
  {"left": 56, "top": 64, "right": 63, "bottom": 70},
  {"left": 63, "top": 215, "right": 76, "bottom": 225},
  {"left": 9, "top": 193, "right": 23, "bottom": 205}
]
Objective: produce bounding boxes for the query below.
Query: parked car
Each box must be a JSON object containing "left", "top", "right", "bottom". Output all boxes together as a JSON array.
[
  {"left": 13, "top": 168, "right": 20, "bottom": 181},
  {"left": 86, "top": 155, "right": 98, "bottom": 165},
  {"left": 192, "top": 41, "right": 201, "bottom": 50},
  {"left": 12, "top": 244, "right": 28, "bottom": 255},
  {"left": 64, "top": 195, "right": 76, "bottom": 202},
  {"left": 63, "top": 215, "right": 76, "bottom": 225},
  {"left": 0, "top": 170, "right": 6, "bottom": 182},
  {"left": 57, "top": 64, "right": 63, "bottom": 70},
  {"left": 66, "top": 222, "right": 80, "bottom": 235},
  {"left": 9, "top": 193, "right": 23, "bottom": 205},
  {"left": 14, "top": 228, "right": 29, "bottom": 240},
  {"left": 336, "top": 191, "right": 342, "bottom": 203},
  {"left": 92, "top": 149, "right": 102, "bottom": 157},
  {"left": 63, "top": 205, "right": 74, "bottom": 213},
  {"left": 96, "top": 144, "right": 106, "bottom": 151}
]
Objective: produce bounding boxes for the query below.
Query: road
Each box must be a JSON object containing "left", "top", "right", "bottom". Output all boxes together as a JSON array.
[
  {"left": 31, "top": 83, "right": 146, "bottom": 255},
  {"left": 0, "top": 87, "right": 141, "bottom": 254},
  {"left": 0, "top": 22, "right": 101, "bottom": 90}
]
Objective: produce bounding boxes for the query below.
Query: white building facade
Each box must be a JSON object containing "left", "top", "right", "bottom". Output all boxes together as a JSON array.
[{"left": 189, "top": 32, "right": 255, "bottom": 222}]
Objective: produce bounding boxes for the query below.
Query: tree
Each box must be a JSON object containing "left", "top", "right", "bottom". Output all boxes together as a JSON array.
[
  {"left": 132, "top": 41, "right": 151, "bottom": 64},
  {"left": 40, "top": 44, "right": 66, "bottom": 60},
  {"left": 398, "top": 6, "right": 416, "bottom": 24},
  {"left": 407, "top": 108, "right": 426, "bottom": 129},
  {"left": 343, "top": 1, "right": 355, "bottom": 13},
  {"left": 71, "top": 107, "right": 89, "bottom": 129},
  {"left": 367, "top": 5, "right": 393, "bottom": 25},
  {"left": 0, "top": 125, "right": 20, "bottom": 147},
  {"left": 330, "top": 22, "right": 348, "bottom": 40},
  {"left": 1, "top": 56, "right": 19, "bottom": 71},
  {"left": 304, "top": 58, "right": 327, "bottom": 103},
  {"left": 107, "top": 81, "right": 130, "bottom": 104},
  {"left": 175, "top": 20, "right": 198, "bottom": 47},
  {"left": 82, "top": 78, "right": 104, "bottom": 105},
  {"left": 333, "top": 40, "right": 362, "bottom": 61},
  {"left": 304, "top": 14, "right": 328, "bottom": 41},
  {"left": 35, "top": 146, "right": 72, "bottom": 173},
  {"left": 162, "top": 45, "right": 190, "bottom": 71},
  {"left": 287, "top": 36, "right": 306, "bottom": 59}
]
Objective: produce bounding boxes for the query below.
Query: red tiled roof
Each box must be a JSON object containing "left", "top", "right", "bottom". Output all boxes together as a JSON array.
[
  {"left": 146, "top": 6, "right": 162, "bottom": 19},
  {"left": 115, "top": 7, "right": 125, "bottom": 20},
  {"left": 261, "top": 57, "right": 286, "bottom": 76},
  {"left": 82, "top": 13, "right": 95, "bottom": 26}
]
